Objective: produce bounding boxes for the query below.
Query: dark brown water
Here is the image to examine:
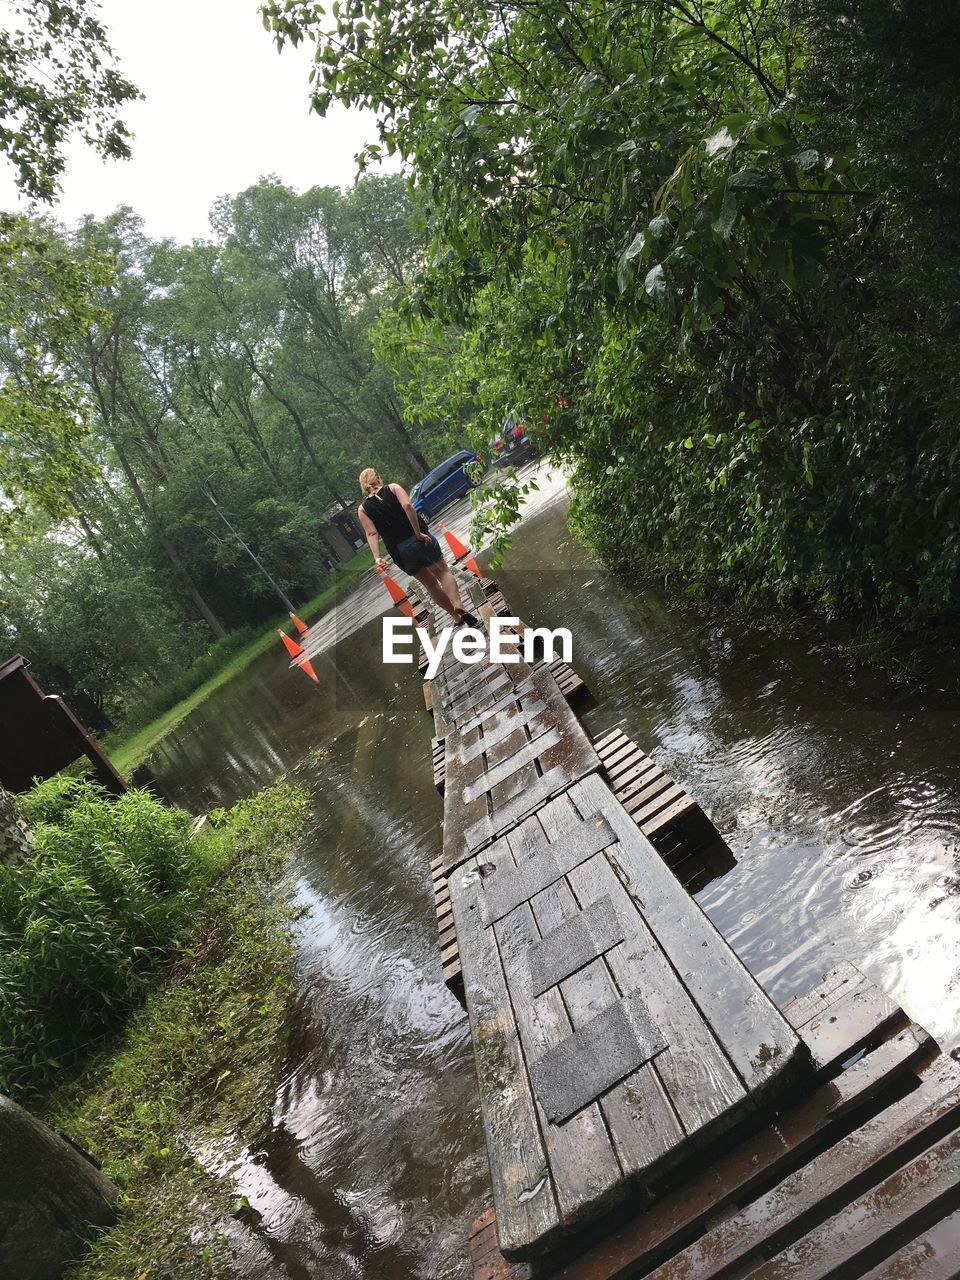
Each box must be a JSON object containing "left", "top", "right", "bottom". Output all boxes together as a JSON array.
[{"left": 145, "top": 480, "right": 960, "bottom": 1278}]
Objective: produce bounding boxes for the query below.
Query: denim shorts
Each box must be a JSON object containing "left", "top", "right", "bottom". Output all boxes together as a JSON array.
[{"left": 396, "top": 533, "right": 443, "bottom": 574}]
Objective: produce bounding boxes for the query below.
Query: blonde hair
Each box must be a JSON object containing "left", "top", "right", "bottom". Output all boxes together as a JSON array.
[{"left": 359, "top": 467, "right": 382, "bottom": 497}]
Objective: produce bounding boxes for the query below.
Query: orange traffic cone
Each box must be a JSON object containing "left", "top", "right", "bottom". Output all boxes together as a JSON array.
[
  {"left": 437, "top": 523, "right": 482, "bottom": 580},
  {"left": 377, "top": 566, "right": 415, "bottom": 620},
  {"left": 289, "top": 611, "right": 308, "bottom": 635},
  {"left": 277, "top": 630, "right": 319, "bottom": 683}
]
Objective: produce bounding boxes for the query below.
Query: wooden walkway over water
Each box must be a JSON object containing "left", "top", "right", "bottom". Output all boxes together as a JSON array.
[{"left": 408, "top": 563, "right": 960, "bottom": 1278}]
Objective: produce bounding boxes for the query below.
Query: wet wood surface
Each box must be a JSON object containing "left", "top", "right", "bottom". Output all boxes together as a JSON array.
[
  {"left": 447, "top": 770, "right": 805, "bottom": 1259},
  {"left": 646, "top": 1053, "right": 960, "bottom": 1278},
  {"left": 441, "top": 657, "right": 600, "bottom": 873}
]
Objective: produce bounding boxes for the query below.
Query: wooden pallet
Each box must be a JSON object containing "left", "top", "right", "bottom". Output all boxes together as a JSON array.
[
  {"left": 432, "top": 734, "right": 445, "bottom": 794},
  {"left": 475, "top": 604, "right": 592, "bottom": 706},
  {"left": 428, "top": 662, "right": 590, "bottom": 798},
  {"left": 468, "top": 961, "right": 959, "bottom": 1279},
  {"left": 430, "top": 854, "right": 463, "bottom": 1000},
  {"left": 594, "top": 726, "right": 735, "bottom": 894},
  {"left": 548, "top": 659, "right": 589, "bottom": 708},
  {"left": 431, "top": 714, "right": 732, "bottom": 1002}
]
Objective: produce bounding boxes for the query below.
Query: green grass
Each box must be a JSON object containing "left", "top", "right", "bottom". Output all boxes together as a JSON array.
[
  {"left": 106, "top": 550, "right": 372, "bottom": 775},
  {"left": 42, "top": 782, "right": 309, "bottom": 1280}
]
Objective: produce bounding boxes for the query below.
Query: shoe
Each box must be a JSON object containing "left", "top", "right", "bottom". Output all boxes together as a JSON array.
[{"left": 456, "top": 609, "right": 480, "bottom": 627}]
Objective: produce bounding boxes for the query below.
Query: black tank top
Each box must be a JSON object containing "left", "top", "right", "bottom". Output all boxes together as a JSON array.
[{"left": 362, "top": 485, "right": 414, "bottom": 563}]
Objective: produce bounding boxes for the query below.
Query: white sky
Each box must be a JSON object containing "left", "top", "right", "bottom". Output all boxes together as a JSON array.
[{"left": 0, "top": 0, "right": 395, "bottom": 243}]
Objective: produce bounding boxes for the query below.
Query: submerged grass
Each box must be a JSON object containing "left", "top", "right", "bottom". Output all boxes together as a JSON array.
[
  {"left": 41, "top": 782, "right": 310, "bottom": 1280},
  {"left": 106, "top": 550, "right": 372, "bottom": 775}
]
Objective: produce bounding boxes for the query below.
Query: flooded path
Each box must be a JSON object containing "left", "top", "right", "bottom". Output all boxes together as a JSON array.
[{"left": 143, "top": 468, "right": 960, "bottom": 1277}]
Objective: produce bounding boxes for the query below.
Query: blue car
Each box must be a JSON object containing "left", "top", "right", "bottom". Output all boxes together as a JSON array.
[{"left": 410, "top": 449, "right": 481, "bottom": 518}]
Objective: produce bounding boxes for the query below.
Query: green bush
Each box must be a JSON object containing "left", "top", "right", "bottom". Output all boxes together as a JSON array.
[{"left": 0, "top": 780, "right": 223, "bottom": 1102}]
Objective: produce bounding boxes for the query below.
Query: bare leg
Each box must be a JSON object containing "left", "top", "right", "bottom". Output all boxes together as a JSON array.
[
  {"left": 413, "top": 565, "right": 460, "bottom": 618},
  {"left": 432, "top": 560, "right": 465, "bottom": 613}
]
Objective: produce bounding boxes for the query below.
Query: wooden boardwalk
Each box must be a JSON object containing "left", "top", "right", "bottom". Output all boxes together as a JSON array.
[
  {"left": 468, "top": 963, "right": 960, "bottom": 1280},
  {"left": 414, "top": 567, "right": 960, "bottom": 1277}
]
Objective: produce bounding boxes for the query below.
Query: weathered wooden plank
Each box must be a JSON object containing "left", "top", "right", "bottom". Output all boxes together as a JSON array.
[
  {"left": 858, "top": 1207, "right": 960, "bottom": 1279},
  {"left": 456, "top": 679, "right": 540, "bottom": 736},
  {"left": 642, "top": 795, "right": 699, "bottom": 839},
  {"left": 533, "top": 795, "right": 747, "bottom": 1155},
  {"left": 606, "top": 750, "right": 655, "bottom": 783},
  {"left": 783, "top": 961, "right": 866, "bottom": 1029},
  {"left": 462, "top": 726, "right": 564, "bottom": 804},
  {"left": 441, "top": 662, "right": 512, "bottom": 701},
  {"left": 529, "top": 988, "right": 668, "bottom": 1123},
  {"left": 594, "top": 734, "right": 628, "bottom": 765},
  {"left": 480, "top": 815, "right": 618, "bottom": 926},
  {"left": 568, "top": 773, "right": 805, "bottom": 1099},
  {"left": 801, "top": 976, "right": 904, "bottom": 1074},
  {"left": 551, "top": 1024, "right": 936, "bottom": 1280},
  {"left": 481, "top": 836, "right": 624, "bottom": 1236},
  {"left": 752, "top": 1128, "right": 960, "bottom": 1279},
  {"left": 608, "top": 754, "right": 658, "bottom": 788},
  {"left": 446, "top": 852, "right": 561, "bottom": 1255},
  {"left": 442, "top": 674, "right": 515, "bottom": 723},
  {"left": 510, "top": 808, "right": 689, "bottom": 1186},
  {"left": 460, "top": 765, "right": 566, "bottom": 859},
  {"left": 646, "top": 1056, "right": 960, "bottom": 1280},
  {"left": 449, "top": 677, "right": 600, "bottom": 864},
  {"left": 460, "top": 702, "right": 552, "bottom": 764},
  {"left": 625, "top": 782, "right": 688, "bottom": 824},
  {"left": 619, "top": 772, "right": 674, "bottom": 812}
]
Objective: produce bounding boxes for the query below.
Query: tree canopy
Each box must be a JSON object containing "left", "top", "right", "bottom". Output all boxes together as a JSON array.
[
  {"left": 1, "top": 176, "right": 459, "bottom": 728},
  {"left": 0, "top": 0, "right": 139, "bottom": 538},
  {"left": 264, "top": 0, "right": 960, "bottom": 620}
]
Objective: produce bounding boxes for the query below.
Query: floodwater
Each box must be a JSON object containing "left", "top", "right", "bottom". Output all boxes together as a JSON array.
[{"left": 144, "top": 470, "right": 960, "bottom": 1278}]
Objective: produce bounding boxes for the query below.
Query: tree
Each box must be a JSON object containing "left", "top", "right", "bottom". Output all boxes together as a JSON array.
[
  {"left": 0, "top": 217, "right": 112, "bottom": 538},
  {"left": 0, "top": 1092, "right": 117, "bottom": 1278},
  {"left": 0, "top": 2, "right": 138, "bottom": 539},
  {"left": 0, "top": 1, "right": 136, "bottom": 860},
  {"left": 0, "top": 0, "right": 138, "bottom": 201},
  {"left": 265, "top": 0, "right": 960, "bottom": 620}
]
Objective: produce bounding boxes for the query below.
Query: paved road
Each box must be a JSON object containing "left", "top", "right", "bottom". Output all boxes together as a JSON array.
[{"left": 296, "top": 461, "right": 565, "bottom": 662}]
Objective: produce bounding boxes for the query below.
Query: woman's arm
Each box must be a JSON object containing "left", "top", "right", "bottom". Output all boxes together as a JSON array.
[
  {"left": 390, "top": 483, "right": 430, "bottom": 542},
  {"left": 357, "top": 505, "right": 387, "bottom": 570}
]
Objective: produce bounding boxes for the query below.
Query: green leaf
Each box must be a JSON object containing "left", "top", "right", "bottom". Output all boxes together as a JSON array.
[
  {"left": 751, "top": 121, "right": 793, "bottom": 149},
  {"left": 727, "top": 168, "right": 769, "bottom": 190},
  {"left": 712, "top": 185, "right": 737, "bottom": 239},
  {"left": 644, "top": 263, "right": 667, "bottom": 297}
]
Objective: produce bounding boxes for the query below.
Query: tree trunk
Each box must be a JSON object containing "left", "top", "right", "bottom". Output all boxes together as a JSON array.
[
  {"left": 0, "top": 1094, "right": 118, "bottom": 1280},
  {"left": 241, "top": 345, "right": 353, "bottom": 508},
  {"left": 385, "top": 398, "right": 429, "bottom": 472},
  {"left": 0, "top": 784, "right": 32, "bottom": 867},
  {"left": 111, "top": 439, "right": 228, "bottom": 640}
]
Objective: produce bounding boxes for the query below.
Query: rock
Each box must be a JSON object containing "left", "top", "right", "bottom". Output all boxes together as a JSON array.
[{"left": 0, "top": 1094, "right": 118, "bottom": 1280}]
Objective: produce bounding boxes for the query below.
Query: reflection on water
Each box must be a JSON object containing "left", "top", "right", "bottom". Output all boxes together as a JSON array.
[{"left": 146, "top": 483, "right": 960, "bottom": 1277}]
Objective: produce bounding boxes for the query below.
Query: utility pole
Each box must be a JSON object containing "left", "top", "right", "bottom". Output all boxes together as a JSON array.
[{"left": 201, "top": 485, "right": 296, "bottom": 614}]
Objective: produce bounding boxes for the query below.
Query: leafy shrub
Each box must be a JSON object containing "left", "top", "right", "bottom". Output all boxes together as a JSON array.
[{"left": 0, "top": 782, "right": 213, "bottom": 1101}]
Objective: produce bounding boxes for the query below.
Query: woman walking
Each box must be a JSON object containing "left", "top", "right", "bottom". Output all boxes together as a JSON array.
[{"left": 357, "top": 468, "right": 478, "bottom": 625}]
